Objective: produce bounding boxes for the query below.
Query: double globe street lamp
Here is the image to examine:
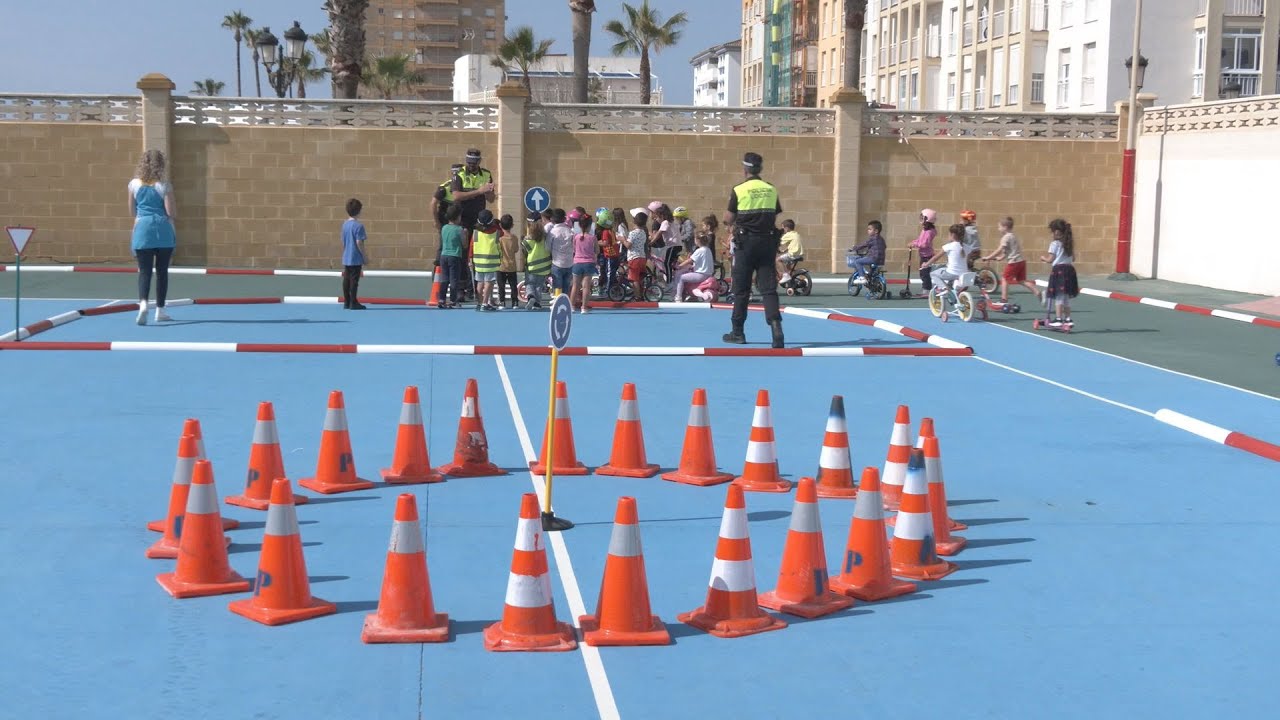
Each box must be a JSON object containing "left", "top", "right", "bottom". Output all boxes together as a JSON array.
[{"left": 255, "top": 21, "right": 309, "bottom": 99}]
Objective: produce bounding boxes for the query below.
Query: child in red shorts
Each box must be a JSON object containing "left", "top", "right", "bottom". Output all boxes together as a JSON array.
[{"left": 981, "top": 216, "right": 1042, "bottom": 304}]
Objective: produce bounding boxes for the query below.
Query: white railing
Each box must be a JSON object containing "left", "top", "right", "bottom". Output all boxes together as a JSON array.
[
  {"left": 927, "top": 29, "right": 942, "bottom": 58},
  {"left": 1142, "top": 95, "right": 1280, "bottom": 135},
  {"left": 993, "top": 10, "right": 1006, "bottom": 38},
  {"left": 880, "top": 45, "right": 889, "bottom": 67},
  {"left": 0, "top": 94, "right": 142, "bottom": 123},
  {"left": 1192, "top": 72, "right": 1205, "bottom": 97},
  {"left": 172, "top": 96, "right": 499, "bottom": 129},
  {"left": 891, "top": 43, "right": 900, "bottom": 65},
  {"left": 1225, "top": 0, "right": 1264, "bottom": 16},
  {"left": 1031, "top": 74, "right": 1046, "bottom": 103},
  {"left": 947, "top": 32, "right": 956, "bottom": 56},
  {"left": 1057, "top": 80, "right": 1071, "bottom": 107},
  {"left": 963, "top": 21, "right": 974, "bottom": 46},
  {"left": 1082, "top": 77, "right": 1095, "bottom": 105},
  {"left": 975, "top": 88, "right": 987, "bottom": 110},
  {"left": 1008, "top": 82, "right": 1020, "bottom": 104},
  {"left": 1010, "top": 4, "right": 1021, "bottom": 32},
  {"left": 864, "top": 109, "right": 1120, "bottom": 140},
  {"left": 527, "top": 104, "right": 837, "bottom": 135},
  {"left": 1220, "top": 73, "right": 1261, "bottom": 96},
  {"left": 910, "top": 36, "right": 920, "bottom": 60},
  {"left": 960, "top": 91, "right": 972, "bottom": 110},
  {"left": 1031, "top": 0, "right": 1049, "bottom": 30}
]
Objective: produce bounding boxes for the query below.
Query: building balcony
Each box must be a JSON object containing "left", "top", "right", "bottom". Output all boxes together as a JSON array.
[
  {"left": 910, "top": 37, "right": 919, "bottom": 60},
  {"left": 1192, "top": 72, "right": 1205, "bottom": 97},
  {"left": 959, "top": 91, "right": 971, "bottom": 110},
  {"left": 1220, "top": 72, "right": 1260, "bottom": 96},
  {"left": 993, "top": 10, "right": 1005, "bottom": 39},
  {"left": 963, "top": 21, "right": 974, "bottom": 47},
  {"left": 1224, "top": 0, "right": 1265, "bottom": 16},
  {"left": 926, "top": 30, "right": 942, "bottom": 58},
  {"left": 974, "top": 87, "right": 986, "bottom": 110},
  {"left": 1031, "top": 1, "right": 1049, "bottom": 31},
  {"left": 1030, "top": 74, "right": 1045, "bottom": 103}
]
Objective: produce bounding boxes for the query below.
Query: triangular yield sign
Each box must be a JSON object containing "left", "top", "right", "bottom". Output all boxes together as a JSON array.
[{"left": 6, "top": 226, "right": 35, "bottom": 254}]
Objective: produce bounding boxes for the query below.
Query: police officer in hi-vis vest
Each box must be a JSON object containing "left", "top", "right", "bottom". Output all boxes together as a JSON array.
[
  {"left": 723, "top": 151, "right": 785, "bottom": 349},
  {"left": 430, "top": 163, "right": 463, "bottom": 267},
  {"left": 451, "top": 148, "right": 496, "bottom": 241}
]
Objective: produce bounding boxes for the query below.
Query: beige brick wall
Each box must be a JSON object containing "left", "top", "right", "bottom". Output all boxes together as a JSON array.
[{"left": 859, "top": 137, "right": 1123, "bottom": 276}]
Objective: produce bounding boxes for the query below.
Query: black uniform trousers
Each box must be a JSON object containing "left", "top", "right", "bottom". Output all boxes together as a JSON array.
[{"left": 730, "top": 231, "right": 782, "bottom": 329}]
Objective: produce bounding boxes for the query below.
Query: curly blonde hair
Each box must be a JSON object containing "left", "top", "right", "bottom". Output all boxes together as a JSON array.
[{"left": 135, "top": 149, "right": 167, "bottom": 184}]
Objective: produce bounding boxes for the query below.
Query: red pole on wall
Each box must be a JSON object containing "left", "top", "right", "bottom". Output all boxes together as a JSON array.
[
  {"left": 1115, "top": 149, "right": 1135, "bottom": 275},
  {"left": 1112, "top": 0, "right": 1143, "bottom": 280}
]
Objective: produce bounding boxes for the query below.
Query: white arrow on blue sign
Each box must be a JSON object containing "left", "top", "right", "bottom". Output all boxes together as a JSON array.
[{"left": 524, "top": 186, "right": 551, "bottom": 214}]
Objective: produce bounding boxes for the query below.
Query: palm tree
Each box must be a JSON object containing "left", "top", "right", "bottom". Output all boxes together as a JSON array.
[
  {"left": 324, "top": 0, "right": 370, "bottom": 99},
  {"left": 294, "top": 50, "right": 330, "bottom": 99},
  {"left": 603, "top": 1, "right": 688, "bottom": 105},
  {"left": 363, "top": 53, "right": 423, "bottom": 100},
  {"left": 191, "top": 79, "right": 226, "bottom": 96},
  {"left": 843, "top": 1, "right": 867, "bottom": 90},
  {"left": 568, "top": 0, "right": 596, "bottom": 103},
  {"left": 243, "top": 27, "right": 264, "bottom": 96},
  {"left": 310, "top": 30, "right": 338, "bottom": 97},
  {"left": 221, "top": 10, "right": 252, "bottom": 96},
  {"left": 491, "top": 26, "right": 554, "bottom": 95}
]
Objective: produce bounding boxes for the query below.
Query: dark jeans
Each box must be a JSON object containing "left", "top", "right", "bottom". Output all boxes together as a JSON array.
[
  {"left": 342, "top": 265, "right": 362, "bottom": 306},
  {"left": 496, "top": 271, "right": 519, "bottom": 305},
  {"left": 439, "top": 255, "right": 463, "bottom": 304},
  {"left": 598, "top": 256, "right": 619, "bottom": 295},
  {"left": 136, "top": 247, "right": 173, "bottom": 307},
  {"left": 730, "top": 233, "right": 781, "bottom": 329}
]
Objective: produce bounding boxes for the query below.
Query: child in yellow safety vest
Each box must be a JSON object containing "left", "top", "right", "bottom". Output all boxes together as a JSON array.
[
  {"left": 522, "top": 210, "right": 552, "bottom": 310},
  {"left": 471, "top": 209, "right": 502, "bottom": 312}
]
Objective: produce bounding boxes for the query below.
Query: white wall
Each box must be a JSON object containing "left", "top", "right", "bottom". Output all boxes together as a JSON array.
[{"left": 1132, "top": 100, "right": 1280, "bottom": 295}]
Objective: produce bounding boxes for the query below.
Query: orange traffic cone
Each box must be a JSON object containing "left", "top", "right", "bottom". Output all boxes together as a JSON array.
[
  {"left": 149, "top": 418, "right": 238, "bottom": 532},
  {"left": 597, "top": 383, "right": 659, "bottom": 478},
  {"left": 884, "top": 445, "right": 925, "bottom": 529},
  {"left": 880, "top": 405, "right": 913, "bottom": 511},
  {"left": 229, "top": 478, "right": 337, "bottom": 625},
  {"left": 661, "top": 388, "right": 733, "bottom": 487},
  {"left": 733, "top": 390, "right": 791, "bottom": 493},
  {"left": 914, "top": 417, "right": 935, "bottom": 449},
  {"left": 298, "top": 390, "right": 375, "bottom": 494},
  {"left": 802, "top": 395, "right": 857, "bottom": 499},
  {"left": 148, "top": 434, "right": 202, "bottom": 559},
  {"left": 435, "top": 378, "right": 505, "bottom": 477},
  {"left": 362, "top": 494, "right": 450, "bottom": 643},
  {"left": 156, "top": 460, "right": 251, "bottom": 598},
  {"left": 484, "top": 493, "right": 577, "bottom": 651},
  {"left": 889, "top": 448, "right": 958, "bottom": 580},
  {"left": 427, "top": 267, "right": 444, "bottom": 307},
  {"left": 758, "top": 478, "right": 854, "bottom": 618},
  {"left": 579, "top": 497, "right": 670, "bottom": 646},
  {"left": 530, "top": 381, "right": 588, "bottom": 476},
  {"left": 829, "top": 467, "right": 917, "bottom": 601},
  {"left": 227, "top": 401, "right": 308, "bottom": 510},
  {"left": 678, "top": 484, "right": 787, "bottom": 638},
  {"left": 381, "top": 386, "right": 444, "bottom": 485},
  {"left": 924, "top": 435, "right": 967, "bottom": 554}
]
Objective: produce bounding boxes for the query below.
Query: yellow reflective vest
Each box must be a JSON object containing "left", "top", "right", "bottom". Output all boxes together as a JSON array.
[{"left": 472, "top": 228, "right": 501, "bottom": 273}]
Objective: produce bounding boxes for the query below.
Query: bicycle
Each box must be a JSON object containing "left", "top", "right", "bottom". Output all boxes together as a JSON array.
[
  {"left": 778, "top": 256, "right": 812, "bottom": 296},
  {"left": 845, "top": 251, "right": 889, "bottom": 300},
  {"left": 927, "top": 271, "right": 988, "bottom": 323},
  {"left": 606, "top": 268, "right": 663, "bottom": 302}
]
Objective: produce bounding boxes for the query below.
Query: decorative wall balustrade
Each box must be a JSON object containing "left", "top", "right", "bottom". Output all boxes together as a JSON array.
[
  {"left": 527, "top": 104, "right": 837, "bottom": 135},
  {"left": 1143, "top": 96, "right": 1280, "bottom": 134},
  {"left": 864, "top": 108, "right": 1119, "bottom": 140},
  {"left": 170, "top": 96, "right": 499, "bottom": 130},
  {"left": 0, "top": 94, "right": 142, "bottom": 124}
]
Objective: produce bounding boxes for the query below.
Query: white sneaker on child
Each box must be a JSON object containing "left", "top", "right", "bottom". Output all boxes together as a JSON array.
[
  {"left": 136, "top": 300, "right": 148, "bottom": 326},
  {"left": 154, "top": 307, "right": 172, "bottom": 323}
]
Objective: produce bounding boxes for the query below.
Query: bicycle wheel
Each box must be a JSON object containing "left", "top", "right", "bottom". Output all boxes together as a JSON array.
[
  {"left": 977, "top": 268, "right": 999, "bottom": 294},
  {"left": 607, "top": 283, "right": 626, "bottom": 302},
  {"left": 866, "top": 277, "right": 888, "bottom": 300},
  {"left": 957, "top": 291, "right": 976, "bottom": 322},
  {"left": 928, "top": 286, "right": 945, "bottom": 317},
  {"left": 643, "top": 282, "right": 663, "bottom": 302},
  {"left": 717, "top": 278, "right": 731, "bottom": 296},
  {"left": 846, "top": 274, "right": 863, "bottom": 297},
  {"left": 516, "top": 281, "right": 528, "bottom": 303},
  {"left": 793, "top": 273, "right": 812, "bottom": 296}
]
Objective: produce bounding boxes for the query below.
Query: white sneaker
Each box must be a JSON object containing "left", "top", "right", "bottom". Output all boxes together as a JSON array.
[
  {"left": 136, "top": 300, "right": 148, "bottom": 326},
  {"left": 154, "top": 307, "right": 171, "bottom": 323},
  {"left": 779, "top": 273, "right": 791, "bottom": 284}
]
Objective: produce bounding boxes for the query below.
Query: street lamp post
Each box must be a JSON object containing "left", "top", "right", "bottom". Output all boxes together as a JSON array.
[
  {"left": 1113, "top": 0, "right": 1144, "bottom": 280},
  {"left": 256, "top": 21, "right": 309, "bottom": 99}
]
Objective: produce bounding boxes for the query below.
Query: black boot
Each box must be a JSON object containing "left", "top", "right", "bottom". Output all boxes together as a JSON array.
[
  {"left": 722, "top": 327, "right": 746, "bottom": 344},
  {"left": 769, "top": 319, "right": 785, "bottom": 349}
]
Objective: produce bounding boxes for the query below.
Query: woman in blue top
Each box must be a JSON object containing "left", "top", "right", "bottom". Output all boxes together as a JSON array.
[{"left": 128, "top": 149, "right": 177, "bottom": 325}]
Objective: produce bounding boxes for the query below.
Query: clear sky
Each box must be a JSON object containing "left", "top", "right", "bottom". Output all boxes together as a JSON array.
[{"left": 0, "top": 0, "right": 741, "bottom": 105}]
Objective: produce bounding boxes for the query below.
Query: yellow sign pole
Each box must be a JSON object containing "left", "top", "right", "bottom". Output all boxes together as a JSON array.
[
  {"left": 541, "top": 288, "right": 573, "bottom": 531},
  {"left": 543, "top": 334, "right": 559, "bottom": 516}
]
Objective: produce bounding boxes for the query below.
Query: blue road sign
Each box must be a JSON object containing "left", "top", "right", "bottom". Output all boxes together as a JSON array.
[
  {"left": 524, "top": 186, "right": 551, "bottom": 214},
  {"left": 549, "top": 293, "right": 572, "bottom": 351}
]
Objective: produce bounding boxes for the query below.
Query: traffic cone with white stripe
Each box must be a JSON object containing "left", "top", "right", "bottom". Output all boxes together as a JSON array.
[
  {"left": 884, "top": 446, "right": 925, "bottom": 529},
  {"left": 678, "top": 484, "right": 787, "bottom": 638},
  {"left": 156, "top": 460, "right": 251, "bottom": 598},
  {"left": 802, "top": 395, "right": 857, "bottom": 499},
  {"left": 227, "top": 402, "right": 308, "bottom": 510},
  {"left": 828, "top": 467, "right": 917, "bottom": 601},
  {"left": 362, "top": 494, "right": 450, "bottom": 643},
  {"left": 880, "top": 405, "right": 913, "bottom": 511},
  {"left": 229, "top": 478, "right": 337, "bottom": 625},
  {"left": 381, "top": 386, "right": 444, "bottom": 485},
  {"left": 148, "top": 434, "right": 203, "bottom": 559},
  {"left": 661, "top": 388, "right": 733, "bottom": 487},
  {"left": 733, "top": 389, "right": 792, "bottom": 493},
  {"left": 428, "top": 266, "right": 444, "bottom": 307},
  {"left": 915, "top": 417, "right": 935, "bottom": 449},
  {"left": 149, "top": 418, "right": 237, "bottom": 532},
  {"left": 484, "top": 493, "right": 577, "bottom": 651},
  {"left": 889, "top": 448, "right": 958, "bottom": 580},
  {"left": 579, "top": 497, "right": 670, "bottom": 646},
  {"left": 298, "top": 390, "right": 375, "bottom": 494},
  {"left": 436, "top": 379, "right": 505, "bottom": 477},
  {"left": 530, "top": 381, "right": 589, "bottom": 476},
  {"left": 924, "top": 435, "right": 967, "bottom": 554},
  {"left": 597, "top": 383, "right": 659, "bottom": 478},
  {"left": 758, "top": 478, "right": 854, "bottom": 618}
]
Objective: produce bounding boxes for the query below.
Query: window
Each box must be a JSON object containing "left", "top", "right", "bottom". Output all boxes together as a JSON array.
[
  {"left": 461, "top": 8, "right": 472, "bottom": 16},
  {"left": 1031, "top": 0, "right": 1048, "bottom": 31},
  {"left": 947, "top": 72, "right": 957, "bottom": 110},
  {"left": 1084, "top": 0, "right": 1099, "bottom": 22},
  {"left": 910, "top": 71, "right": 919, "bottom": 109},
  {"left": 392, "top": 31, "right": 403, "bottom": 40},
  {"left": 993, "top": 47, "right": 1005, "bottom": 105},
  {"left": 899, "top": 72, "right": 908, "bottom": 107},
  {"left": 1008, "top": 43, "right": 1021, "bottom": 103},
  {"left": 1221, "top": 27, "right": 1263, "bottom": 96},
  {"left": 485, "top": 30, "right": 495, "bottom": 40},
  {"left": 948, "top": 8, "right": 957, "bottom": 55},
  {"left": 1081, "top": 43, "right": 1096, "bottom": 104},
  {"left": 485, "top": 8, "right": 495, "bottom": 17},
  {"left": 1060, "top": 0, "right": 1074, "bottom": 28},
  {"left": 1057, "top": 48, "right": 1071, "bottom": 107},
  {"left": 393, "top": 9, "right": 402, "bottom": 19},
  {"left": 1193, "top": 28, "right": 1206, "bottom": 97}
]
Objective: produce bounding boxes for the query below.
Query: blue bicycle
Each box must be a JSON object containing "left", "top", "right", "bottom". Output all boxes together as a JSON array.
[{"left": 846, "top": 251, "right": 889, "bottom": 300}]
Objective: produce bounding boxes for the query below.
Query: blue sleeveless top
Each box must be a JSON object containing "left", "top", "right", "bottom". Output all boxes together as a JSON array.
[{"left": 131, "top": 180, "right": 176, "bottom": 251}]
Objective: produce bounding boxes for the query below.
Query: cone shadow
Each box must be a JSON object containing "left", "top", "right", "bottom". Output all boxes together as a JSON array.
[
  {"left": 308, "top": 575, "right": 351, "bottom": 584},
  {"left": 963, "top": 537, "right": 1035, "bottom": 549},
  {"left": 227, "top": 519, "right": 319, "bottom": 531},
  {"left": 947, "top": 498, "right": 999, "bottom": 507},
  {"left": 747, "top": 510, "right": 791, "bottom": 522},
  {"left": 451, "top": 619, "right": 493, "bottom": 636},
  {"left": 574, "top": 515, "right": 722, "bottom": 527},
  {"left": 952, "top": 558, "right": 1031, "bottom": 571},
  {"left": 301, "top": 495, "right": 379, "bottom": 505},
  {"left": 333, "top": 600, "right": 380, "bottom": 614},
  {"left": 959, "top": 517, "right": 1029, "bottom": 527},
  {"left": 918, "top": 577, "right": 989, "bottom": 591},
  {"left": 228, "top": 540, "right": 322, "bottom": 554}
]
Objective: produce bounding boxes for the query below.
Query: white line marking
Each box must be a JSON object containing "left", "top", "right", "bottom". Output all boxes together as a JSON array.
[
  {"left": 972, "top": 356, "right": 1155, "bottom": 417},
  {"left": 983, "top": 321, "right": 1279, "bottom": 403},
  {"left": 493, "top": 356, "right": 620, "bottom": 720}
]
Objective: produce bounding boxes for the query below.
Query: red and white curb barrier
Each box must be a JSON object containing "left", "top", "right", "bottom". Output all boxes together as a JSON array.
[
  {"left": 1034, "top": 279, "right": 1280, "bottom": 330},
  {"left": 1155, "top": 409, "right": 1280, "bottom": 463},
  {"left": 0, "top": 299, "right": 130, "bottom": 342},
  {"left": 0, "top": 264, "right": 435, "bottom": 279}
]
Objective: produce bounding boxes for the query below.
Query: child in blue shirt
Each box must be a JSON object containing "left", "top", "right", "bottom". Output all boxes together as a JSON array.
[
  {"left": 341, "top": 198, "right": 369, "bottom": 310},
  {"left": 850, "top": 220, "right": 887, "bottom": 280}
]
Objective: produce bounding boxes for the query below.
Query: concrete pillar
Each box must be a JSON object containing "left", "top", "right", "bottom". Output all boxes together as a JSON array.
[
  {"left": 136, "top": 73, "right": 175, "bottom": 161},
  {"left": 494, "top": 82, "right": 529, "bottom": 222},
  {"left": 828, "top": 88, "right": 866, "bottom": 272}
]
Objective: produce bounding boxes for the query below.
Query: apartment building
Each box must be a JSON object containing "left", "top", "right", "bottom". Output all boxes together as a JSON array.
[
  {"left": 455, "top": 54, "right": 661, "bottom": 104},
  {"left": 365, "top": 0, "right": 505, "bottom": 100},
  {"left": 741, "top": 0, "right": 820, "bottom": 107},
  {"left": 1195, "top": 0, "right": 1280, "bottom": 101},
  {"left": 742, "top": 0, "right": 769, "bottom": 105},
  {"left": 691, "top": 40, "right": 743, "bottom": 106}
]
